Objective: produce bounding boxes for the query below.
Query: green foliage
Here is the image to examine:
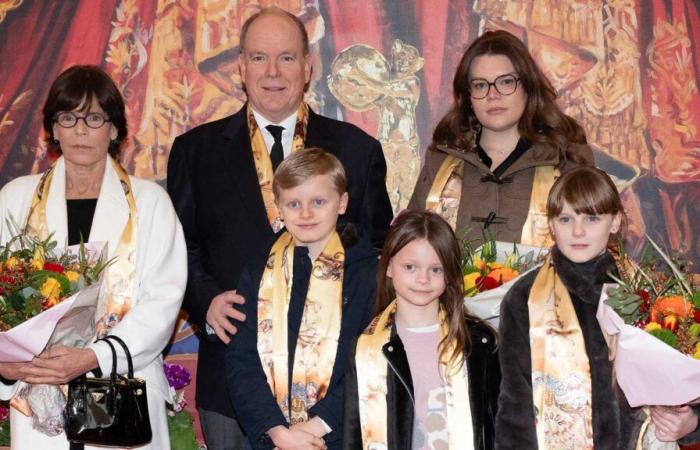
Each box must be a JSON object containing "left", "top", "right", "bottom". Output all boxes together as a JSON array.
[
  {"left": 168, "top": 410, "right": 199, "bottom": 450},
  {"left": 648, "top": 328, "right": 678, "bottom": 349},
  {"left": 604, "top": 285, "right": 644, "bottom": 324}
]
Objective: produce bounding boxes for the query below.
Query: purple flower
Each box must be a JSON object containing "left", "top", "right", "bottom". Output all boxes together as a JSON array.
[
  {"left": 0, "top": 404, "right": 8, "bottom": 422},
  {"left": 164, "top": 362, "right": 191, "bottom": 390}
]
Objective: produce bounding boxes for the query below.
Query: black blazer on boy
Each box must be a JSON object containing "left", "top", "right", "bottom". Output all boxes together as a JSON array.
[{"left": 226, "top": 225, "right": 378, "bottom": 449}]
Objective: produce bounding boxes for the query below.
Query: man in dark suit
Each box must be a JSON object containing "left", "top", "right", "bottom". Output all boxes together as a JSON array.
[{"left": 166, "top": 6, "right": 392, "bottom": 449}]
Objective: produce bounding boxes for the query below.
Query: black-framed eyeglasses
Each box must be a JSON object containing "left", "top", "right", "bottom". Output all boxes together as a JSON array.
[
  {"left": 54, "top": 112, "right": 111, "bottom": 129},
  {"left": 468, "top": 74, "right": 520, "bottom": 99}
]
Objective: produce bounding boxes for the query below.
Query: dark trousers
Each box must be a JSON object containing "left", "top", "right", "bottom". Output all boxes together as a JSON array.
[{"left": 198, "top": 408, "right": 249, "bottom": 450}]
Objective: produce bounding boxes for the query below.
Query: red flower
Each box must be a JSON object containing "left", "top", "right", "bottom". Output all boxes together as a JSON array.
[
  {"left": 637, "top": 289, "right": 651, "bottom": 313},
  {"left": 43, "top": 262, "right": 65, "bottom": 273},
  {"left": 694, "top": 310, "right": 700, "bottom": 324},
  {"left": 476, "top": 275, "right": 501, "bottom": 291}
]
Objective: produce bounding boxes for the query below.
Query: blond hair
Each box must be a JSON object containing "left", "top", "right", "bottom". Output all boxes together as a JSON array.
[{"left": 273, "top": 147, "right": 347, "bottom": 199}]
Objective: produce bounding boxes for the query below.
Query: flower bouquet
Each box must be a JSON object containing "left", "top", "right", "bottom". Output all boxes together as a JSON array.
[
  {"left": 0, "top": 233, "right": 109, "bottom": 362},
  {"left": 596, "top": 236, "right": 700, "bottom": 407},
  {"left": 461, "top": 232, "right": 545, "bottom": 324},
  {"left": 164, "top": 362, "right": 201, "bottom": 450},
  {"left": 0, "top": 228, "right": 110, "bottom": 435}
]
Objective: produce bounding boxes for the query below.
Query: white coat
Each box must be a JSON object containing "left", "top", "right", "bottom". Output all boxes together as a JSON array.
[{"left": 0, "top": 157, "right": 187, "bottom": 450}]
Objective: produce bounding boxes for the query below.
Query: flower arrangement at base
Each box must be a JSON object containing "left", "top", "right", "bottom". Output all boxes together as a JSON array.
[
  {"left": 164, "top": 362, "right": 202, "bottom": 450},
  {"left": 0, "top": 403, "right": 8, "bottom": 446},
  {"left": 460, "top": 230, "right": 545, "bottom": 323},
  {"left": 597, "top": 236, "right": 700, "bottom": 407}
]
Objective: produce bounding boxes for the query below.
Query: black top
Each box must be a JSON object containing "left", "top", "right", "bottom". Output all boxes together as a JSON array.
[
  {"left": 476, "top": 137, "right": 531, "bottom": 178},
  {"left": 66, "top": 199, "right": 97, "bottom": 245}
]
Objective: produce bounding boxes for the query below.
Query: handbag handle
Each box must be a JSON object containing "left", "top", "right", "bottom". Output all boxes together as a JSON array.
[
  {"left": 102, "top": 335, "right": 135, "bottom": 378},
  {"left": 97, "top": 337, "right": 119, "bottom": 385}
]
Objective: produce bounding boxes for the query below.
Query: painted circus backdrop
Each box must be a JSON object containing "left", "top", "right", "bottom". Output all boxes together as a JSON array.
[{"left": 1, "top": 0, "right": 700, "bottom": 444}]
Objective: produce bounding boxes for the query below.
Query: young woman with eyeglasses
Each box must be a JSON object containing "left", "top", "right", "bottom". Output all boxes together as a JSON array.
[{"left": 409, "top": 30, "right": 594, "bottom": 247}]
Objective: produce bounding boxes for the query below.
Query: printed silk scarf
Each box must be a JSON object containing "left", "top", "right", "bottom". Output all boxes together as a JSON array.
[
  {"left": 426, "top": 154, "right": 557, "bottom": 247},
  {"left": 13, "top": 157, "right": 138, "bottom": 416},
  {"left": 256, "top": 230, "right": 344, "bottom": 424},
  {"left": 248, "top": 102, "right": 308, "bottom": 233},
  {"left": 355, "top": 300, "right": 474, "bottom": 450},
  {"left": 26, "top": 157, "right": 138, "bottom": 337},
  {"left": 528, "top": 254, "right": 593, "bottom": 449}
]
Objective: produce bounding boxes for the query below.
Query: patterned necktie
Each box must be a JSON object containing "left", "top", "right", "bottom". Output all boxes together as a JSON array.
[{"left": 266, "top": 124, "right": 285, "bottom": 171}]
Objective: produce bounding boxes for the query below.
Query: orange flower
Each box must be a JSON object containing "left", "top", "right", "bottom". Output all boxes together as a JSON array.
[
  {"left": 489, "top": 267, "right": 519, "bottom": 284},
  {"left": 650, "top": 295, "right": 694, "bottom": 322}
]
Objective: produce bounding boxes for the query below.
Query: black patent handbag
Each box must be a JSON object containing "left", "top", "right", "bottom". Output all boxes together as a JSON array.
[{"left": 64, "top": 335, "right": 152, "bottom": 447}]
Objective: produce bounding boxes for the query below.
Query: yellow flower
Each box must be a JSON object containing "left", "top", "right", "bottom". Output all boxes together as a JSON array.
[
  {"left": 644, "top": 322, "right": 662, "bottom": 332},
  {"left": 65, "top": 271, "right": 80, "bottom": 282},
  {"left": 489, "top": 262, "right": 504, "bottom": 270},
  {"left": 39, "top": 277, "right": 62, "bottom": 305},
  {"left": 464, "top": 272, "right": 480, "bottom": 290},
  {"left": 5, "top": 257, "right": 19, "bottom": 270},
  {"left": 694, "top": 342, "right": 700, "bottom": 360},
  {"left": 30, "top": 247, "right": 44, "bottom": 270}
]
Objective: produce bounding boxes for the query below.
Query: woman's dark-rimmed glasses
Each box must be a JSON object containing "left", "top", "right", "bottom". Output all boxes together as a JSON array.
[
  {"left": 468, "top": 74, "right": 520, "bottom": 99},
  {"left": 55, "top": 112, "right": 110, "bottom": 129}
]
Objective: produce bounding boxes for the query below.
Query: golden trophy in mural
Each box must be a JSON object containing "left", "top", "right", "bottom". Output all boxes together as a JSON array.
[{"left": 328, "top": 40, "right": 424, "bottom": 212}]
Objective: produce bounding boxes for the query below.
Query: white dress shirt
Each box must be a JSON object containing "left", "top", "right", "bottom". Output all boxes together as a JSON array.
[{"left": 251, "top": 109, "right": 299, "bottom": 158}]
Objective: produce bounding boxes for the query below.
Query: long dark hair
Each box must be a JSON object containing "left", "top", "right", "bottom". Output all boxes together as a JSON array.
[
  {"left": 432, "top": 30, "right": 587, "bottom": 167},
  {"left": 43, "top": 65, "right": 127, "bottom": 158},
  {"left": 376, "top": 210, "right": 470, "bottom": 365}
]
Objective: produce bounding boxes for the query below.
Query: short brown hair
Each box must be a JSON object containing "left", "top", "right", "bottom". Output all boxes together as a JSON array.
[
  {"left": 547, "top": 166, "right": 627, "bottom": 238},
  {"left": 43, "top": 65, "right": 127, "bottom": 159},
  {"left": 240, "top": 7, "right": 309, "bottom": 56},
  {"left": 273, "top": 147, "right": 347, "bottom": 199}
]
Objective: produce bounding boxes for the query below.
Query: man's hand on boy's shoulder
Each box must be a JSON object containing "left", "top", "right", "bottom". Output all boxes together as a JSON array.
[
  {"left": 205, "top": 290, "right": 246, "bottom": 344},
  {"left": 267, "top": 425, "right": 326, "bottom": 450}
]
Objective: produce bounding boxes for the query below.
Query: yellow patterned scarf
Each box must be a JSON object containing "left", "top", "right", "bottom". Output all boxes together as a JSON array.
[
  {"left": 248, "top": 103, "right": 308, "bottom": 232},
  {"left": 256, "top": 230, "right": 344, "bottom": 424},
  {"left": 12, "top": 158, "right": 138, "bottom": 416},
  {"left": 528, "top": 254, "right": 593, "bottom": 449},
  {"left": 26, "top": 157, "right": 138, "bottom": 338},
  {"left": 426, "top": 154, "right": 557, "bottom": 246},
  {"left": 355, "top": 301, "right": 473, "bottom": 450}
]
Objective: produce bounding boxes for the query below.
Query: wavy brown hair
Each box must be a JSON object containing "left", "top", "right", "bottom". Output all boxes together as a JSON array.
[
  {"left": 376, "top": 210, "right": 471, "bottom": 366},
  {"left": 432, "top": 30, "right": 587, "bottom": 167}
]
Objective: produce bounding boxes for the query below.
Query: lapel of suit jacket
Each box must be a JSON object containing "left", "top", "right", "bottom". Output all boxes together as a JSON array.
[
  {"left": 305, "top": 108, "right": 327, "bottom": 150},
  {"left": 221, "top": 106, "right": 273, "bottom": 232}
]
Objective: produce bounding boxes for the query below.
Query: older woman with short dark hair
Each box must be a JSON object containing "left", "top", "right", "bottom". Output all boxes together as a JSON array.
[{"left": 0, "top": 65, "right": 186, "bottom": 450}]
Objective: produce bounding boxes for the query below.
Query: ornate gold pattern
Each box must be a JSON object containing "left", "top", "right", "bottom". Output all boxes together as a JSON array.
[
  {"left": 0, "top": 0, "right": 22, "bottom": 25},
  {"left": 328, "top": 40, "right": 424, "bottom": 212}
]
